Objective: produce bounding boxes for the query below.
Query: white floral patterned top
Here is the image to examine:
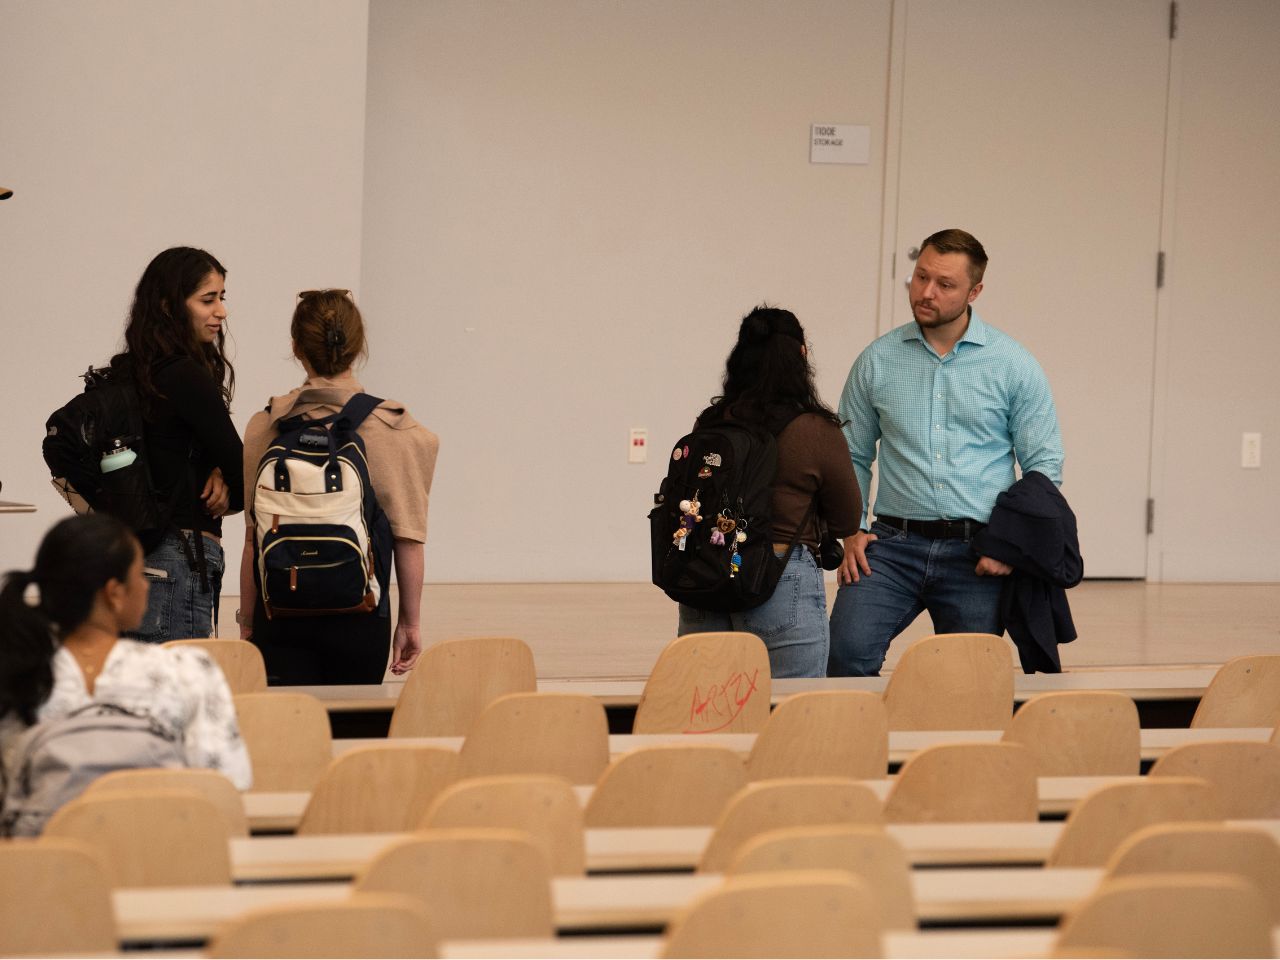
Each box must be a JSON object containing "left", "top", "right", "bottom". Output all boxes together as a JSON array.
[{"left": 0, "top": 639, "right": 252, "bottom": 790}]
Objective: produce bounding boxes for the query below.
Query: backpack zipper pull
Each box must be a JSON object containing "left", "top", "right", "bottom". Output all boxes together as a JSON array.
[
  {"left": 289, "top": 566, "right": 298, "bottom": 592},
  {"left": 272, "top": 514, "right": 280, "bottom": 534}
]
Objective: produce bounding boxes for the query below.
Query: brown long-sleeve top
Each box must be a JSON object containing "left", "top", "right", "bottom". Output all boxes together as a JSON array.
[
  {"left": 242, "top": 372, "right": 439, "bottom": 543},
  {"left": 770, "top": 413, "right": 862, "bottom": 549}
]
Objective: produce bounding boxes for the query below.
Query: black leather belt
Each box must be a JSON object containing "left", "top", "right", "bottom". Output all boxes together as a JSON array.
[{"left": 875, "top": 515, "right": 984, "bottom": 540}]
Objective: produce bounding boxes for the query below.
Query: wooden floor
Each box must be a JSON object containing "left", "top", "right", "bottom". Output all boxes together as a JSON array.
[{"left": 222, "top": 580, "right": 1280, "bottom": 681}]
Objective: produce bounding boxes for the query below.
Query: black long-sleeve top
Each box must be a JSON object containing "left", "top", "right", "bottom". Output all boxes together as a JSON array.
[{"left": 143, "top": 356, "right": 244, "bottom": 537}]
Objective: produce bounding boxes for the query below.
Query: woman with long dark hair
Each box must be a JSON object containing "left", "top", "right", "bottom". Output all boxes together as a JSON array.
[
  {"left": 111, "top": 247, "right": 244, "bottom": 642},
  {"left": 676, "top": 306, "right": 862, "bottom": 677},
  {"left": 0, "top": 515, "right": 251, "bottom": 830}
]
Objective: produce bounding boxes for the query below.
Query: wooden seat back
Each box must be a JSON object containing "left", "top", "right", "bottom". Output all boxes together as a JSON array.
[
  {"left": 388, "top": 636, "right": 536, "bottom": 737},
  {"left": 86, "top": 767, "right": 247, "bottom": 835},
  {"left": 1192, "top": 654, "right": 1280, "bottom": 728},
  {"left": 747, "top": 691, "right": 888, "bottom": 781},
  {"left": 727, "top": 825, "right": 915, "bottom": 929},
  {"left": 354, "top": 830, "right": 554, "bottom": 940},
  {"left": 233, "top": 692, "right": 332, "bottom": 790},
  {"left": 1047, "top": 777, "right": 1223, "bottom": 867},
  {"left": 163, "top": 638, "right": 267, "bottom": 693},
  {"left": 699, "top": 778, "right": 882, "bottom": 872},
  {"left": 1106, "top": 823, "right": 1280, "bottom": 923},
  {"left": 634, "top": 632, "right": 772, "bottom": 734},
  {"left": 299, "top": 744, "right": 460, "bottom": 834},
  {"left": 1002, "top": 691, "right": 1141, "bottom": 775},
  {"left": 883, "top": 633, "right": 1013, "bottom": 731},
  {"left": 1149, "top": 740, "right": 1280, "bottom": 817},
  {"left": 43, "top": 789, "right": 232, "bottom": 886},
  {"left": 421, "top": 774, "right": 584, "bottom": 875},
  {"left": 884, "top": 741, "right": 1038, "bottom": 823},
  {"left": 0, "top": 839, "right": 116, "bottom": 955},
  {"left": 206, "top": 892, "right": 438, "bottom": 958},
  {"left": 585, "top": 744, "right": 747, "bottom": 827},
  {"left": 1055, "top": 874, "right": 1273, "bottom": 958},
  {"left": 660, "top": 869, "right": 882, "bottom": 958},
  {"left": 457, "top": 692, "right": 608, "bottom": 784}
]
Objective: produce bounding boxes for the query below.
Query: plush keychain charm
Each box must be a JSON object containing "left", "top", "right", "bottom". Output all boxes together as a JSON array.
[
  {"left": 673, "top": 494, "right": 703, "bottom": 551},
  {"left": 710, "top": 512, "right": 736, "bottom": 547}
]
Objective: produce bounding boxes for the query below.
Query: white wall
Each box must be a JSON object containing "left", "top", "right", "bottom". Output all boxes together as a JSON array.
[
  {"left": 361, "top": 0, "right": 892, "bottom": 582},
  {"left": 0, "top": 0, "right": 370, "bottom": 586},
  {"left": 1152, "top": 0, "right": 1280, "bottom": 581},
  {"left": 3, "top": 0, "right": 1277, "bottom": 588}
]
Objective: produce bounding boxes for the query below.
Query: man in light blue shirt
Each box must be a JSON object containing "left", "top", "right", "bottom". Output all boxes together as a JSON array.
[{"left": 828, "top": 229, "right": 1064, "bottom": 676}]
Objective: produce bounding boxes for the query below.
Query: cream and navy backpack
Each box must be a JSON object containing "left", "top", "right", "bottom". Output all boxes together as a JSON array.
[{"left": 251, "top": 394, "right": 393, "bottom": 619}]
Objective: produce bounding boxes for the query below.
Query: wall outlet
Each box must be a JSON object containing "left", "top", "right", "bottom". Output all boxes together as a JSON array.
[
  {"left": 1242, "top": 432, "right": 1262, "bottom": 469},
  {"left": 629, "top": 428, "right": 648, "bottom": 464}
]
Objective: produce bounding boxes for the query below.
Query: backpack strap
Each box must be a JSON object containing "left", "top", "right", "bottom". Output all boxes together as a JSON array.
[
  {"left": 333, "top": 393, "right": 385, "bottom": 432},
  {"left": 269, "top": 394, "right": 386, "bottom": 495}
]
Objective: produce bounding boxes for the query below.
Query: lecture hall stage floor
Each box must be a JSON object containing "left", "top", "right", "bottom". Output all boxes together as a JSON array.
[{"left": 222, "top": 580, "right": 1280, "bottom": 681}]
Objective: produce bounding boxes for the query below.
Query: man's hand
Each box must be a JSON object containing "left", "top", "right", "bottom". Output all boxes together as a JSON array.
[
  {"left": 390, "top": 622, "right": 422, "bottom": 675},
  {"left": 837, "top": 531, "right": 878, "bottom": 585},
  {"left": 201, "top": 468, "right": 230, "bottom": 518},
  {"left": 975, "top": 555, "right": 1013, "bottom": 576}
]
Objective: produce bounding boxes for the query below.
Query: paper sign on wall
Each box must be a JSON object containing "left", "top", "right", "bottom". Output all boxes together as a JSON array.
[{"left": 810, "top": 124, "right": 870, "bottom": 165}]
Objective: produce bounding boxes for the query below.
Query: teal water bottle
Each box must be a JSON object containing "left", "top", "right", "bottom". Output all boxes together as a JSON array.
[{"left": 100, "top": 438, "right": 137, "bottom": 473}]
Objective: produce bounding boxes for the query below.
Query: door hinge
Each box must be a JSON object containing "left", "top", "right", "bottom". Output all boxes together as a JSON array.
[
  {"left": 1169, "top": 1, "right": 1178, "bottom": 39},
  {"left": 1146, "top": 498, "right": 1156, "bottom": 535},
  {"left": 1156, "top": 251, "right": 1166, "bottom": 289}
]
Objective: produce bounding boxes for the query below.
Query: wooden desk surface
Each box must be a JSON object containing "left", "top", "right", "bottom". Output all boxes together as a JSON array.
[
  {"left": 438, "top": 932, "right": 1060, "bottom": 960},
  {"left": 441, "top": 927, "right": 1280, "bottom": 960},
  {"left": 229, "top": 819, "right": 1280, "bottom": 881},
  {"left": 243, "top": 774, "right": 1155, "bottom": 834},
  {"left": 113, "top": 867, "right": 1107, "bottom": 944},
  {"left": 327, "top": 726, "right": 1270, "bottom": 765},
  {"left": 288, "top": 665, "right": 1222, "bottom": 714},
  {"left": 228, "top": 822, "right": 1058, "bottom": 882}
]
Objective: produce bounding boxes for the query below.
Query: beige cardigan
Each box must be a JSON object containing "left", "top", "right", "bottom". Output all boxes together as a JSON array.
[{"left": 242, "top": 372, "right": 439, "bottom": 543}]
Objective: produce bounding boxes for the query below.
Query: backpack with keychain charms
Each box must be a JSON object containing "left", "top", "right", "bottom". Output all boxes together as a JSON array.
[{"left": 649, "top": 414, "right": 808, "bottom": 612}]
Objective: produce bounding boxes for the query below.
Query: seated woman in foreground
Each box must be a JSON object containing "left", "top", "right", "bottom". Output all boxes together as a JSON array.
[{"left": 0, "top": 515, "right": 252, "bottom": 835}]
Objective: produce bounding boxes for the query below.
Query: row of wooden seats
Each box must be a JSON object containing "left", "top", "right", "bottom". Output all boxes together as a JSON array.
[
  {"left": 171, "top": 633, "right": 1280, "bottom": 736},
  {"left": 5, "top": 810, "right": 1278, "bottom": 956},
  {"left": 22, "top": 760, "right": 1269, "bottom": 886},
  {"left": 229, "top": 682, "right": 1280, "bottom": 826}
]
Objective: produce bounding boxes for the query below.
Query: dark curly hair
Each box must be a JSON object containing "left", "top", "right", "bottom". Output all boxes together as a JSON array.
[
  {"left": 698, "top": 305, "right": 840, "bottom": 431},
  {"left": 111, "top": 246, "right": 235, "bottom": 411}
]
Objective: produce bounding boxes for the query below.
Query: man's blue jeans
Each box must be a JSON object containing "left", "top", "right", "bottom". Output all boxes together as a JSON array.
[
  {"left": 678, "top": 545, "right": 830, "bottom": 678},
  {"left": 827, "top": 521, "right": 1002, "bottom": 676}
]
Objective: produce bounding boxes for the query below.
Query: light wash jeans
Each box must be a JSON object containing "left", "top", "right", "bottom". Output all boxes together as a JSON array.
[
  {"left": 133, "top": 531, "right": 224, "bottom": 643},
  {"left": 678, "top": 545, "right": 830, "bottom": 678},
  {"left": 827, "top": 520, "right": 1003, "bottom": 676}
]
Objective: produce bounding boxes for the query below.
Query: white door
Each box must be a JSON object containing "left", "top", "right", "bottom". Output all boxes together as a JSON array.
[{"left": 889, "top": 0, "right": 1172, "bottom": 577}]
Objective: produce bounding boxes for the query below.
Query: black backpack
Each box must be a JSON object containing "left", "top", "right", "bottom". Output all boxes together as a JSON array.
[
  {"left": 42, "top": 365, "right": 172, "bottom": 549},
  {"left": 649, "top": 417, "right": 807, "bottom": 612}
]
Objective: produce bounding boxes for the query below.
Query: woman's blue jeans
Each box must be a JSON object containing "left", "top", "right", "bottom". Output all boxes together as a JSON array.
[
  {"left": 678, "top": 545, "right": 830, "bottom": 678},
  {"left": 133, "top": 531, "right": 224, "bottom": 643}
]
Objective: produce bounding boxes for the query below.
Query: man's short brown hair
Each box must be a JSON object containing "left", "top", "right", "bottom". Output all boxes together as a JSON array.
[{"left": 920, "top": 228, "right": 988, "bottom": 286}]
